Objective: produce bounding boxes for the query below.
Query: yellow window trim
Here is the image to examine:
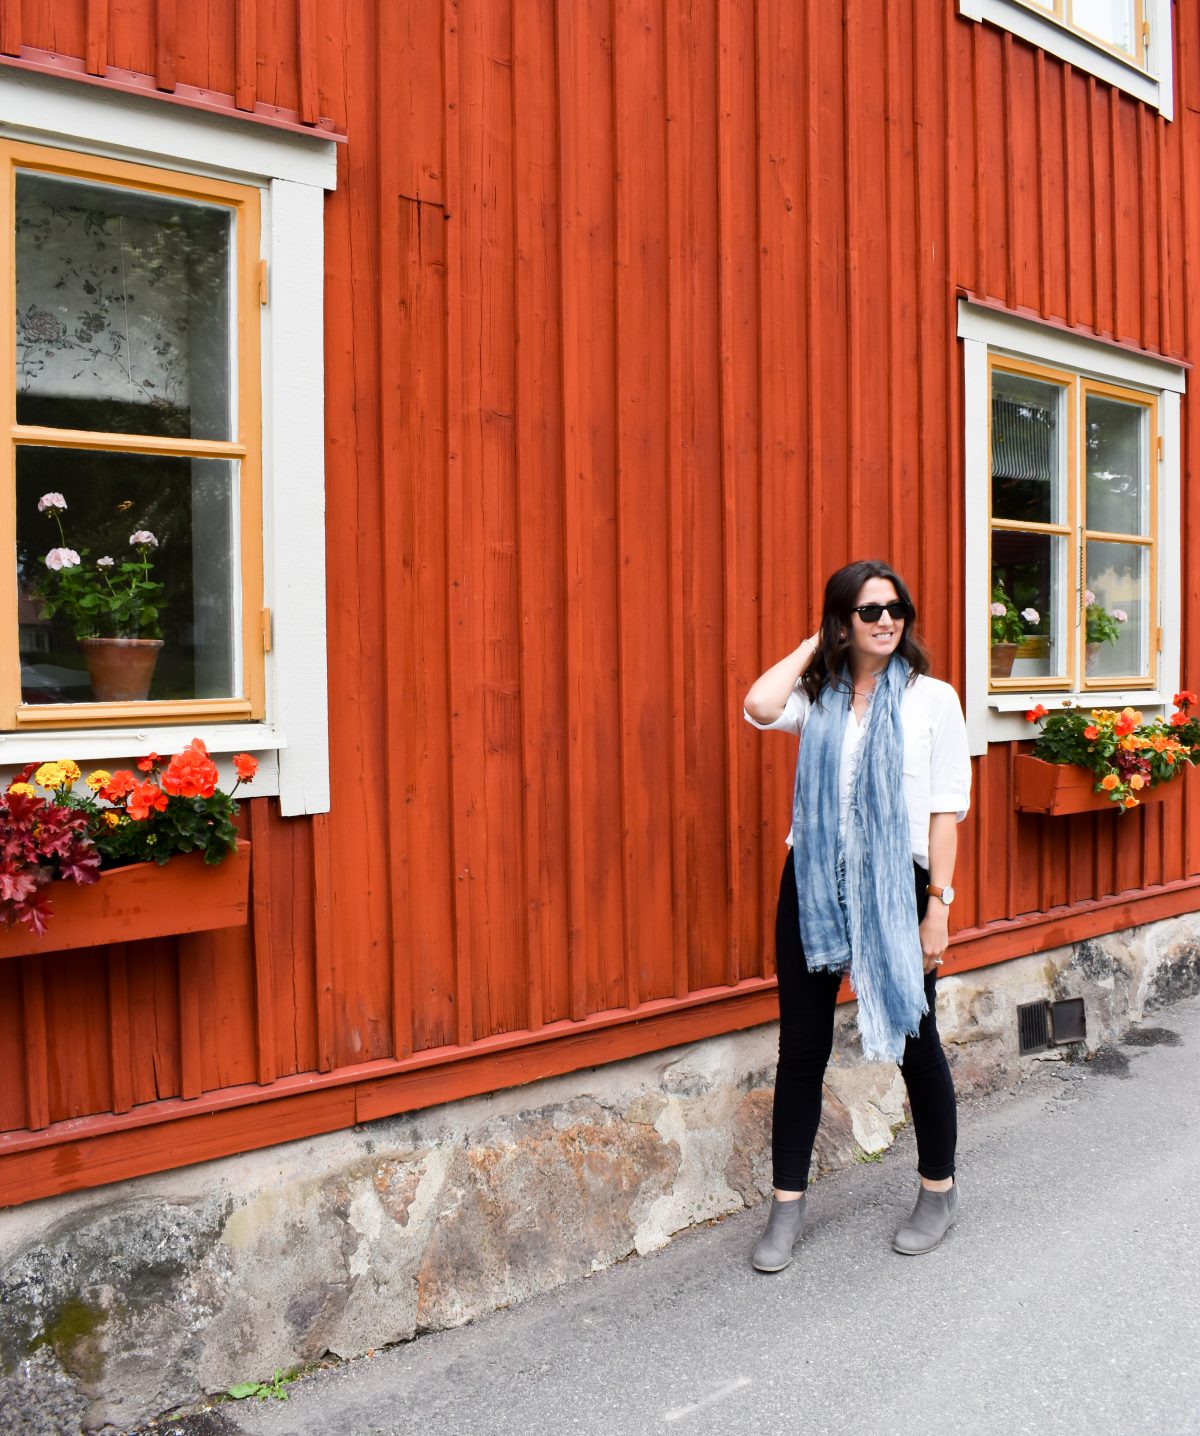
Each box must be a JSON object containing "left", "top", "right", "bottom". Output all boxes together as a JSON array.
[
  {"left": 986, "top": 355, "right": 1159, "bottom": 695},
  {"left": 1, "top": 140, "right": 265, "bottom": 729}
]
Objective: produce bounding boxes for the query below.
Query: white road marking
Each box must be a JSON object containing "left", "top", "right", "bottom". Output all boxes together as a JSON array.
[{"left": 662, "top": 1376, "right": 753, "bottom": 1423}]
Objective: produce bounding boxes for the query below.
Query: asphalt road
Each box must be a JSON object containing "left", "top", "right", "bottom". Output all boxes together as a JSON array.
[{"left": 153, "top": 994, "right": 1200, "bottom": 1436}]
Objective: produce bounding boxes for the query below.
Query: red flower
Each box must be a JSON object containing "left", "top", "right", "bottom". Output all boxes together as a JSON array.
[
  {"left": 1025, "top": 704, "right": 1048, "bottom": 723},
  {"left": 136, "top": 752, "right": 160, "bottom": 773},
  {"left": 1083, "top": 725, "right": 1100, "bottom": 740},
  {"left": 1173, "top": 690, "right": 1197, "bottom": 711},
  {"left": 127, "top": 780, "right": 168, "bottom": 822},
  {"left": 233, "top": 753, "right": 258, "bottom": 783},
  {"left": 1114, "top": 715, "right": 1135, "bottom": 737},
  {"left": 162, "top": 739, "right": 219, "bottom": 799},
  {"left": 101, "top": 770, "right": 136, "bottom": 801},
  {"left": 1170, "top": 710, "right": 1189, "bottom": 728}
]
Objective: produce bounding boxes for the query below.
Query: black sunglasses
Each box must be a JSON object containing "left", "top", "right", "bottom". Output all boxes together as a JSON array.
[{"left": 851, "top": 601, "right": 912, "bottom": 623}]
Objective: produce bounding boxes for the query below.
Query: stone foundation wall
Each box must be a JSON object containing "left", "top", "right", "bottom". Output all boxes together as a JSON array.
[{"left": 3, "top": 912, "right": 1199, "bottom": 1435}]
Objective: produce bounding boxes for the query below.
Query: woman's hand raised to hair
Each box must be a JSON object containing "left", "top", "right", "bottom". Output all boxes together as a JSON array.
[{"left": 744, "top": 634, "right": 821, "bottom": 725}]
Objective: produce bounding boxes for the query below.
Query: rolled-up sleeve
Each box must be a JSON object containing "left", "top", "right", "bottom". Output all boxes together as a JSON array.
[
  {"left": 928, "top": 684, "right": 972, "bottom": 819},
  {"left": 744, "top": 681, "right": 810, "bottom": 736}
]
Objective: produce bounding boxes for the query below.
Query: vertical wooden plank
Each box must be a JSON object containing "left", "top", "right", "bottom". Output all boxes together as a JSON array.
[
  {"left": 1034, "top": 50, "right": 1049, "bottom": 318},
  {"left": 176, "top": 936, "right": 203, "bottom": 1100},
  {"left": 661, "top": 0, "right": 690, "bottom": 1000},
  {"left": 297, "top": 0, "right": 319, "bottom": 124},
  {"left": 106, "top": 947, "right": 133, "bottom": 1115},
  {"left": 1157, "top": 116, "right": 1171, "bottom": 357},
  {"left": 1061, "top": 62, "right": 1077, "bottom": 328},
  {"left": 380, "top": 34, "right": 455, "bottom": 1052},
  {"left": 443, "top": 0, "right": 476, "bottom": 1044},
  {"left": 1087, "top": 78, "right": 1105, "bottom": 333},
  {"left": 311, "top": 812, "right": 336, "bottom": 1071},
  {"left": 513, "top": 0, "right": 570, "bottom": 1025},
  {"left": 556, "top": 0, "right": 624, "bottom": 1014},
  {"left": 1109, "top": 87, "right": 1123, "bottom": 339},
  {"left": 716, "top": 0, "right": 761, "bottom": 985},
  {"left": 612, "top": 0, "right": 673, "bottom": 1008},
  {"left": 84, "top": 0, "right": 106, "bottom": 74},
  {"left": 155, "top": 0, "right": 177, "bottom": 91},
  {"left": 455, "top": 0, "right": 526, "bottom": 1039},
  {"left": 235, "top": 0, "right": 257, "bottom": 112},
  {"left": 755, "top": 0, "right": 808, "bottom": 970},
  {"left": 1, "top": 0, "right": 22, "bottom": 56},
  {"left": 20, "top": 958, "right": 49, "bottom": 1132},
  {"left": 971, "top": 25, "right": 987, "bottom": 297},
  {"left": 248, "top": 800, "right": 277, "bottom": 1084}
]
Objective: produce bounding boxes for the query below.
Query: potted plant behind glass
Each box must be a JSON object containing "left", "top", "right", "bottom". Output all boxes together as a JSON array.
[
  {"left": 989, "top": 584, "right": 1039, "bottom": 679},
  {"left": 1083, "top": 589, "right": 1127, "bottom": 674},
  {"left": 32, "top": 492, "right": 165, "bottom": 701}
]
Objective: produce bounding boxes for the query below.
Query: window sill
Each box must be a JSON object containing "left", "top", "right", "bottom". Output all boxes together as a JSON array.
[
  {"left": 957, "top": 0, "right": 1173, "bottom": 120},
  {"left": 0, "top": 722, "right": 284, "bottom": 797},
  {"left": 986, "top": 691, "right": 1169, "bottom": 747}
]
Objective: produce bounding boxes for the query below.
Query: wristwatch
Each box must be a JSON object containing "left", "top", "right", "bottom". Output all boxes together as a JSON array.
[{"left": 927, "top": 884, "right": 955, "bottom": 906}]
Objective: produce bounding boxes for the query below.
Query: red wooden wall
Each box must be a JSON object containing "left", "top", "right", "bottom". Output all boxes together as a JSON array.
[{"left": 3, "top": 0, "right": 1200, "bottom": 1205}]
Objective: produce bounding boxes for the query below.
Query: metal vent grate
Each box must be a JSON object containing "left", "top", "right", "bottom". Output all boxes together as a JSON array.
[
  {"left": 1017, "top": 1000, "right": 1050, "bottom": 1055},
  {"left": 1050, "top": 997, "right": 1087, "bottom": 1045}
]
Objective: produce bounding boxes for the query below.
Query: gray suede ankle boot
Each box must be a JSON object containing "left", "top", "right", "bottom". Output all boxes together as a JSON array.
[
  {"left": 751, "top": 1195, "right": 807, "bottom": 1272},
  {"left": 893, "top": 1180, "right": 959, "bottom": 1255}
]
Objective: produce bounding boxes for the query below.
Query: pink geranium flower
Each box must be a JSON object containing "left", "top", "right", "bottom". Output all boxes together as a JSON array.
[
  {"left": 37, "top": 493, "right": 67, "bottom": 512},
  {"left": 44, "top": 548, "right": 80, "bottom": 571}
]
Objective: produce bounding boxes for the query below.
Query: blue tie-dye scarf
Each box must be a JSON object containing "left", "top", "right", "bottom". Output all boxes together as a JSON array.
[{"left": 790, "top": 654, "right": 927, "bottom": 1063}]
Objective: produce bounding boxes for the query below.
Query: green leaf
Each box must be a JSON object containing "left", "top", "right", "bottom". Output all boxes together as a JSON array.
[{"left": 227, "top": 1383, "right": 260, "bottom": 1400}]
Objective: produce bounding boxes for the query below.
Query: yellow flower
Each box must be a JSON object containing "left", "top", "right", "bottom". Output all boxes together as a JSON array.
[
  {"left": 103, "top": 810, "right": 122, "bottom": 828},
  {"left": 59, "top": 760, "right": 81, "bottom": 784},
  {"left": 1130, "top": 774, "right": 1145, "bottom": 790},
  {"left": 6, "top": 781, "right": 34, "bottom": 797},
  {"left": 86, "top": 769, "right": 112, "bottom": 792},
  {"left": 33, "top": 762, "right": 65, "bottom": 789}
]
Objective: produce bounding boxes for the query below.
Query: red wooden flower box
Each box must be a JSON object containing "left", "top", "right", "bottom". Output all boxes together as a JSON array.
[
  {"left": 0, "top": 840, "right": 251, "bottom": 960},
  {"left": 1014, "top": 757, "right": 1177, "bottom": 816}
]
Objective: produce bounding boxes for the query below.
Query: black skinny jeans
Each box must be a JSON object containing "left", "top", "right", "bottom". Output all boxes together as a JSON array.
[{"left": 772, "top": 854, "right": 957, "bottom": 1191}]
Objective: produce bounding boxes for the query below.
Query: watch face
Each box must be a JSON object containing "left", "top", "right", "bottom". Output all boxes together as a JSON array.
[{"left": 941, "top": 885, "right": 955, "bottom": 905}]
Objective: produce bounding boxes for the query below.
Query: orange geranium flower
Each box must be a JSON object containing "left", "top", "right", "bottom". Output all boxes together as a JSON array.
[
  {"left": 101, "top": 770, "right": 136, "bottom": 801},
  {"left": 233, "top": 753, "right": 258, "bottom": 782},
  {"left": 1166, "top": 751, "right": 1177, "bottom": 764},
  {"left": 127, "top": 779, "right": 168, "bottom": 821},
  {"left": 1130, "top": 774, "right": 1145, "bottom": 790},
  {"left": 1100, "top": 773, "right": 1120, "bottom": 791},
  {"left": 1123, "top": 795, "right": 1139, "bottom": 809},
  {"left": 1026, "top": 704, "right": 1048, "bottom": 723},
  {"left": 136, "top": 752, "right": 160, "bottom": 773},
  {"left": 1114, "top": 715, "right": 1136, "bottom": 737},
  {"left": 162, "top": 739, "right": 219, "bottom": 799},
  {"left": 1171, "top": 710, "right": 1189, "bottom": 727},
  {"left": 1083, "top": 725, "right": 1100, "bottom": 741},
  {"left": 1173, "top": 690, "right": 1197, "bottom": 709}
]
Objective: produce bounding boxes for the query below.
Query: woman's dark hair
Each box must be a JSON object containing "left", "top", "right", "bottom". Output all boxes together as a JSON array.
[{"left": 801, "top": 558, "right": 931, "bottom": 704}]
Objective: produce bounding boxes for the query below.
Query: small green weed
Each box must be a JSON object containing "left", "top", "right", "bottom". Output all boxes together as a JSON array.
[
  {"left": 227, "top": 1368, "right": 293, "bottom": 1402},
  {"left": 853, "top": 1146, "right": 884, "bottom": 1164}
]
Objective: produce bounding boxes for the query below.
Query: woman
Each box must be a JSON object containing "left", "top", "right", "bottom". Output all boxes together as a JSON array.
[{"left": 743, "top": 559, "right": 971, "bottom": 1271}]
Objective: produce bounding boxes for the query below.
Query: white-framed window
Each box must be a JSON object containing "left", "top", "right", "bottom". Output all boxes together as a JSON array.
[
  {"left": 959, "top": 298, "right": 1185, "bottom": 756},
  {"left": 957, "top": 0, "right": 1174, "bottom": 120},
  {"left": 0, "top": 65, "right": 336, "bottom": 814}
]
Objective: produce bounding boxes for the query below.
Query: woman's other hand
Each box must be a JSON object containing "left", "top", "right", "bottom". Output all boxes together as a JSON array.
[{"left": 919, "top": 904, "right": 949, "bottom": 973}]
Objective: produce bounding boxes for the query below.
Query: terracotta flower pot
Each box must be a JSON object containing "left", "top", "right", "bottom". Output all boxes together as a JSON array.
[
  {"left": 990, "top": 642, "right": 1017, "bottom": 679},
  {"left": 81, "top": 637, "right": 163, "bottom": 702}
]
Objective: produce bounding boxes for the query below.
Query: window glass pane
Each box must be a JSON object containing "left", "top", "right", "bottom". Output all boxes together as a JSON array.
[
  {"left": 1085, "top": 540, "right": 1149, "bottom": 681},
  {"left": 990, "top": 529, "right": 1068, "bottom": 682},
  {"left": 1085, "top": 394, "right": 1147, "bottom": 536},
  {"left": 1069, "top": 0, "right": 1137, "bottom": 54},
  {"left": 990, "top": 370, "right": 1065, "bottom": 525},
  {"left": 16, "top": 448, "right": 238, "bottom": 704},
  {"left": 15, "top": 171, "right": 233, "bottom": 440}
]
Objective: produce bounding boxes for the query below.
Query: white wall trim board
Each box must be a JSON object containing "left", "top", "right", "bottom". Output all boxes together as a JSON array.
[{"left": 957, "top": 0, "right": 1174, "bottom": 121}]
